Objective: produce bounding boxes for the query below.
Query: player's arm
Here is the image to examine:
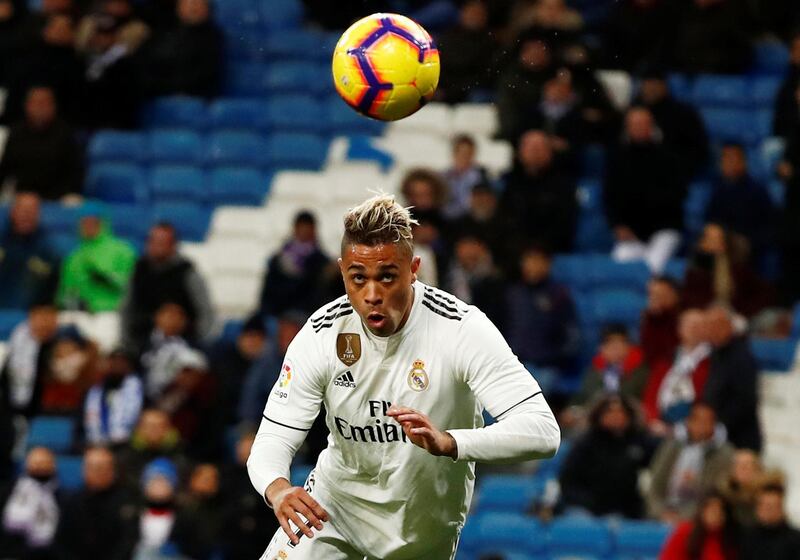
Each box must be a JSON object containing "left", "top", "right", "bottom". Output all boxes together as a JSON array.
[{"left": 246, "top": 322, "right": 329, "bottom": 543}]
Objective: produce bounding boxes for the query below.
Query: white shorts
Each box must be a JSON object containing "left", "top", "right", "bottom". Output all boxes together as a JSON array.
[{"left": 259, "top": 471, "right": 460, "bottom": 560}]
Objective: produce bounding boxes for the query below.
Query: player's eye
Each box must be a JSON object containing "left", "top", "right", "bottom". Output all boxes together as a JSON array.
[
  {"left": 381, "top": 273, "right": 395, "bottom": 283},
  {"left": 352, "top": 274, "right": 365, "bottom": 284}
]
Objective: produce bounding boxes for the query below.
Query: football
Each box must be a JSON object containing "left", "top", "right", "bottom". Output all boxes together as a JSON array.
[{"left": 331, "top": 13, "right": 440, "bottom": 121}]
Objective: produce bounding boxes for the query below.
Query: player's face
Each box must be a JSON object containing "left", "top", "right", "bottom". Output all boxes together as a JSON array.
[{"left": 339, "top": 242, "right": 420, "bottom": 337}]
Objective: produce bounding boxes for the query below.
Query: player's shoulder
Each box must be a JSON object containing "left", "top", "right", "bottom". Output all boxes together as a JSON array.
[
  {"left": 307, "top": 294, "right": 355, "bottom": 335},
  {"left": 417, "top": 283, "right": 474, "bottom": 325}
]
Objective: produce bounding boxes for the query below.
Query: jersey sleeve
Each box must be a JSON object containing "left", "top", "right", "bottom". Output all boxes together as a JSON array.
[
  {"left": 247, "top": 321, "right": 328, "bottom": 500},
  {"left": 447, "top": 309, "right": 561, "bottom": 463}
]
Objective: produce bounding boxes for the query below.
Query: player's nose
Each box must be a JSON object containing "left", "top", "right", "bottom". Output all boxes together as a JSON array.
[{"left": 364, "top": 282, "right": 382, "bottom": 305}]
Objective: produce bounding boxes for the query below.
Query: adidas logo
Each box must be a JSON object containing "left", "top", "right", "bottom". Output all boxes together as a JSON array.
[{"left": 334, "top": 371, "right": 356, "bottom": 389}]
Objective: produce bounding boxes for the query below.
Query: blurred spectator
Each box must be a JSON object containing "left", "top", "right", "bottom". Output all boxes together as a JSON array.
[
  {"left": 559, "top": 394, "right": 655, "bottom": 518},
  {"left": 673, "top": 0, "right": 753, "bottom": 74},
  {"left": 153, "top": 347, "right": 217, "bottom": 459},
  {"left": 445, "top": 183, "right": 510, "bottom": 273},
  {"left": 496, "top": 29, "right": 554, "bottom": 141},
  {"left": 773, "top": 33, "right": 800, "bottom": 139},
  {"left": 259, "top": 211, "right": 332, "bottom": 318},
  {"left": 643, "top": 309, "right": 711, "bottom": 426},
  {"left": 646, "top": 402, "right": 734, "bottom": 522},
  {"left": 442, "top": 135, "right": 489, "bottom": 218},
  {"left": 636, "top": 69, "right": 710, "bottom": 180},
  {"left": 505, "top": 245, "right": 580, "bottom": 392},
  {"left": 132, "top": 457, "right": 179, "bottom": 560},
  {"left": 411, "top": 217, "right": 442, "bottom": 287},
  {"left": 117, "top": 409, "right": 187, "bottom": 490},
  {"left": 602, "top": 0, "right": 679, "bottom": 74},
  {"left": 777, "top": 125, "right": 800, "bottom": 305},
  {"left": 141, "top": 302, "right": 191, "bottom": 400},
  {"left": 718, "top": 449, "right": 764, "bottom": 527},
  {"left": 0, "top": 305, "right": 59, "bottom": 417},
  {"left": 121, "top": 222, "right": 214, "bottom": 355},
  {"left": 219, "top": 431, "right": 278, "bottom": 559},
  {"left": 39, "top": 327, "right": 98, "bottom": 415},
  {"left": 0, "top": 447, "right": 60, "bottom": 559},
  {"left": 137, "top": 0, "right": 177, "bottom": 30},
  {"left": 82, "top": 348, "right": 143, "bottom": 448},
  {"left": 704, "top": 306, "right": 762, "bottom": 451},
  {"left": 401, "top": 168, "right": 449, "bottom": 218},
  {"left": 659, "top": 491, "right": 741, "bottom": 560},
  {"left": 705, "top": 143, "right": 776, "bottom": 255},
  {"left": 139, "top": 0, "right": 222, "bottom": 98},
  {"left": 520, "top": 68, "right": 590, "bottom": 150},
  {"left": 57, "top": 203, "right": 136, "bottom": 312},
  {"left": 75, "top": 0, "right": 150, "bottom": 54},
  {"left": 0, "top": 0, "right": 30, "bottom": 87},
  {"left": 0, "top": 86, "right": 83, "bottom": 200},
  {"left": 79, "top": 13, "right": 141, "bottom": 129},
  {"left": 741, "top": 482, "right": 800, "bottom": 560},
  {"left": 208, "top": 314, "right": 267, "bottom": 426},
  {"left": 640, "top": 276, "right": 682, "bottom": 367},
  {"left": 436, "top": 0, "right": 497, "bottom": 103},
  {"left": 500, "top": 130, "right": 577, "bottom": 253},
  {"left": 682, "top": 224, "right": 771, "bottom": 318},
  {"left": 444, "top": 236, "right": 506, "bottom": 328},
  {"left": 171, "top": 463, "right": 223, "bottom": 560},
  {"left": 0, "top": 192, "right": 60, "bottom": 309},
  {"left": 402, "top": 169, "right": 450, "bottom": 279},
  {"left": 507, "top": 0, "right": 582, "bottom": 50},
  {"left": 570, "top": 324, "right": 649, "bottom": 408},
  {"left": 604, "top": 107, "right": 687, "bottom": 273},
  {"left": 56, "top": 447, "right": 137, "bottom": 559}
]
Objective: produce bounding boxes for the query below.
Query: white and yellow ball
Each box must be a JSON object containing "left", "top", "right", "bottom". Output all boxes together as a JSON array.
[{"left": 332, "top": 13, "right": 440, "bottom": 121}]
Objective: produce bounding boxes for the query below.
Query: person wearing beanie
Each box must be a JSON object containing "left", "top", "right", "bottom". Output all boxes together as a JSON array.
[{"left": 133, "top": 457, "right": 179, "bottom": 559}]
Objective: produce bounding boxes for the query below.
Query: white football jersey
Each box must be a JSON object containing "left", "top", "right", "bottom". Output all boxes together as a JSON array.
[{"left": 249, "top": 282, "right": 559, "bottom": 558}]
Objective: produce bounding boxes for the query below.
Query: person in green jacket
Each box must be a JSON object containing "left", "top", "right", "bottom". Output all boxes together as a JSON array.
[{"left": 57, "top": 201, "right": 136, "bottom": 312}]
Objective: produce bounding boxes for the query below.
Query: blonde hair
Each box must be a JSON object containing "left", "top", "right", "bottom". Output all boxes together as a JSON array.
[{"left": 341, "top": 193, "right": 418, "bottom": 255}]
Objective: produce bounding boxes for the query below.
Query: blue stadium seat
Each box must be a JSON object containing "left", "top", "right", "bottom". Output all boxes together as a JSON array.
[
  {"left": 581, "top": 145, "right": 606, "bottom": 178},
  {"left": 263, "top": 95, "right": 324, "bottom": 133},
  {"left": 684, "top": 181, "right": 713, "bottom": 238},
  {"left": 0, "top": 310, "right": 27, "bottom": 338},
  {"left": 50, "top": 233, "right": 80, "bottom": 258},
  {"left": 290, "top": 464, "right": 314, "bottom": 487},
  {"left": 537, "top": 438, "right": 571, "bottom": 479},
  {"left": 751, "top": 338, "right": 796, "bottom": 372},
  {"left": 615, "top": 521, "right": 671, "bottom": 560},
  {"left": 692, "top": 75, "right": 749, "bottom": 107},
  {"left": 150, "top": 165, "right": 208, "bottom": 204},
  {"left": 207, "top": 131, "right": 269, "bottom": 167},
  {"left": 57, "top": 455, "right": 84, "bottom": 491},
  {"left": 751, "top": 41, "right": 790, "bottom": 75},
  {"left": 213, "top": 0, "right": 262, "bottom": 28},
  {"left": 223, "top": 29, "right": 263, "bottom": 60},
  {"left": 219, "top": 319, "right": 244, "bottom": 343},
  {"left": 346, "top": 135, "right": 395, "bottom": 170},
  {"left": 324, "top": 97, "right": 385, "bottom": 136},
  {"left": 209, "top": 98, "right": 270, "bottom": 130},
  {"left": 755, "top": 108, "right": 774, "bottom": 139},
  {"left": 476, "top": 475, "right": 545, "bottom": 513},
  {"left": 85, "top": 163, "right": 149, "bottom": 204},
  {"left": 87, "top": 131, "right": 147, "bottom": 164},
  {"left": 106, "top": 203, "right": 152, "bottom": 242},
  {"left": 39, "top": 203, "right": 82, "bottom": 234},
  {"left": 258, "top": 0, "right": 303, "bottom": 30},
  {"left": 225, "top": 62, "right": 270, "bottom": 96},
  {"left": 700, "top": 108, "right": 760, "bottom": 145},
  {"left": 552, "top": 254, "right": 592, "bottom": 292},
  {"left": 546, "top": 517, "right": 613, "bottom": 559},
  {"left": 590, "top": 256, "right": 650, "bottom": 293},
  {"left": 466, "top": 512, "right": 544, "bottom": 558},
  {"left": 264, "top": 62, "right": 330, "bottom": 96},
  {"left": 209, "top": 167, "right": 270, "bottom": 205},
  {"left": 265, "top": 132, "right": 328, "bottom": 170},
  {"left": 263, "top": 29, "right": 322, "bottom": 58},
  {"left": 151, "top": 203, "right": 211, "bottom": 242},
  {"left": 667, "top": 74, "right": 691, "bottom": 103},
  {"left": 576, "top": 179, "right": 603, "bottom": 212},
  {"left": 141, "top": 96, "right": 208, "bottom": 129},
  {"left": 27, "top": 416, "right": 75, "bottom": 453},
  {"left": 574, "top": 214, "right": 614, "bottom": 253},
  {"left": 148, "top": 129, "right": 204, "bottom": 164},
  {"left": 750, "top": 76, "right": 783, "bottom": 108},
  {"left": 663, "top": 259, "right": 687, "bottom": 282},
  {"left": 592, "top": 289, "right": 647, "bottom": 326}
]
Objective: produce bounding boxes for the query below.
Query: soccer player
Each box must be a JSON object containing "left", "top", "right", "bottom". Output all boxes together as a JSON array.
[{"left": 248, "top": 194, "right": 560, "bottom": 559}]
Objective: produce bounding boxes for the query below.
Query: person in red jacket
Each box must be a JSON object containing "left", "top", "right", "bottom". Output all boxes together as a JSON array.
[{"left": 660, "top": 491, "right": 740, "bottom": 560}]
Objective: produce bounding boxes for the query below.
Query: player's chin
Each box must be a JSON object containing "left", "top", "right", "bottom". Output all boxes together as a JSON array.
[{"left": 365, "top": 313, "right": 391, "bottom": 334}]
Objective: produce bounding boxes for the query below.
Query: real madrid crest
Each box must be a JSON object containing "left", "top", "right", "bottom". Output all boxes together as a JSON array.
[
  {"left": 407, "top": 359, "right": 429, "bottom": 392},
  {"left": 336, "top": 333, "right": 361, "bottom": 366}
]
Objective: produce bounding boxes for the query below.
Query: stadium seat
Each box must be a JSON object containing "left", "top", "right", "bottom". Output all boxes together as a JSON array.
[
  {"left": 85, "top": 163, "right": 149, "bottom": 204},
  {"left": 537, "top": 438, "right": 571, "bottom": 478},
  {"left": 209, "top": 98, "right": 270, "bottom": 130},
  {"left": 751, "top": 338, "right": 796, "bottom": 372},
  {"left": 590, "top": 256, "right": 650, "bottom": 293},
  {"left": 263, "top": 95, "right": 324, "bottom": 133},
  {"left": 50, "top": 233, "right": 80, "bottom": 257},
  {"left": 345, "top": 135, "right": 395, "bottom": 170},
  {"left": 262, "top": 29, "right": 322, "bottom": 58},
  {"left": 257, "top": 0, "right": 303, "bottom": 30},
  {"left": 667, "top": 74, "right": 691, "bottom": 102},
  {"left": 700, "top": 108, "right": 760, "bottom": 145},
  {"left": 87, "top": 131, "right": 147, "bottom": 164},
  {"left": 574, "top": 214, "right": 614, "bottom": 253},
  {"left": 207, "top": 238, "right": 269, "bottom": 275},
  {"left": 210, "top": 207, "right": 273, "bottom": 240},
  {"left": 324, "top": 96, "right": 385, "bottom": 136},
  {"left": 663, "top": 259, "right": 687, "bottom": 282},
  {"left": 0, "top": 310, "right": 26, "bottom": 337},
  {"left": 751, "top": 41, "right": 790, "bottom": 75},
  {"left": 290, "top": 463, "right": 313, "bottom": 487},
  {"left": 213, "top": 0, "right": 262, "bottom": 28},
  {"left": 150, "top": 165, "right": 208, "bottom": 204},
  {"left": 39, "top": 203, "right": 81, "bottom": 234},
  {"left": 225, "top": 62, "right": 270, "bottom": 96},
  {"left": 209, "top": 167, "right": 271, "bottom": 206},
  {"left": 466, "top": 512, "right": 544, "bottom": 558},
  {"left": 141, "top": 96, "right": 208, "bottom": 129},
  {"left": 452, "top": 103, "right": 498, "bottom": 137},
  {"left": 148, "top": 129, "right": 204, "bottom": 164},
  {"left": 577, "top": 179, "right": 603, "bottom": 212},
  {"left": 546, "top": 517, "right": 613, "bottom": 559},
  {"left": 219, "top": 319, "right": 244, "bottom": 343},
  {"left": 208, "top": 273, "right": 262, "bottom": 317},
  {"left": 56, "top": 455, "right": 84, "bottom": 491},
  {"left": 692, "top": 75, "right": 749, "bottom": 107},
  {"left": 222, "top": 29, "right": 263, "bottom": 60},
  {"left": 151, "top": 203, "right": 211, "bottom": 242},
  {"left": 581, "top": 144, "right": 606, "bottom": 178},
  {"left": 207, "top": 131, "right": 269, "bottom": 167},
  {"left": 592, "top": 289, "right": 647, "bottom": 327},
  {"left": 615, "top": 521, "right": 672, "bottom": 560},
  {"left": 755, "top": 108, "right": 774, "bottom": 139},
  {"left": 27, "top": 416, "right": 75, "bottom": 453},
  {"left": 265, "top": 132, "right": 328, "bottom": 170},
  {"left": 750, "top": 76, "right": 783, "bottom": 108},
  {"left": 388, "top": 103, "right": 453, "bottom": 137},
  {"left": 475, "top": 474, "right": 546, "bottom": 513},
  {"left": 264, "top": 62, "right": 330, "bottom": 96},
  {"left": 106, "top": 203, "right": 152, "bottom": 242}
]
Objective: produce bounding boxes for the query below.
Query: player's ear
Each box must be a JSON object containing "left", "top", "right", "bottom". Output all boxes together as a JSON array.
[
  {"left": 410, "top": 255, "right": 421, "bottom": 282},
  {"left": 337, "top": 257, "right": 345, "bottom": 275}
]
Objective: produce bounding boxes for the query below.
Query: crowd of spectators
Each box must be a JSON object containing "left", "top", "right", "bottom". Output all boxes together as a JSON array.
[{"left": 1, "top": 0, "right": 800, "bottom": 558}]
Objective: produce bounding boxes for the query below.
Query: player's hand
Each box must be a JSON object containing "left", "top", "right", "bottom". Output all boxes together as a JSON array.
[
  {"left": 387, "top": 405, "right": 457, "bottom": 459},
  {"left": 266, "top": 478, "right": 329, "bottom": 545}
]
